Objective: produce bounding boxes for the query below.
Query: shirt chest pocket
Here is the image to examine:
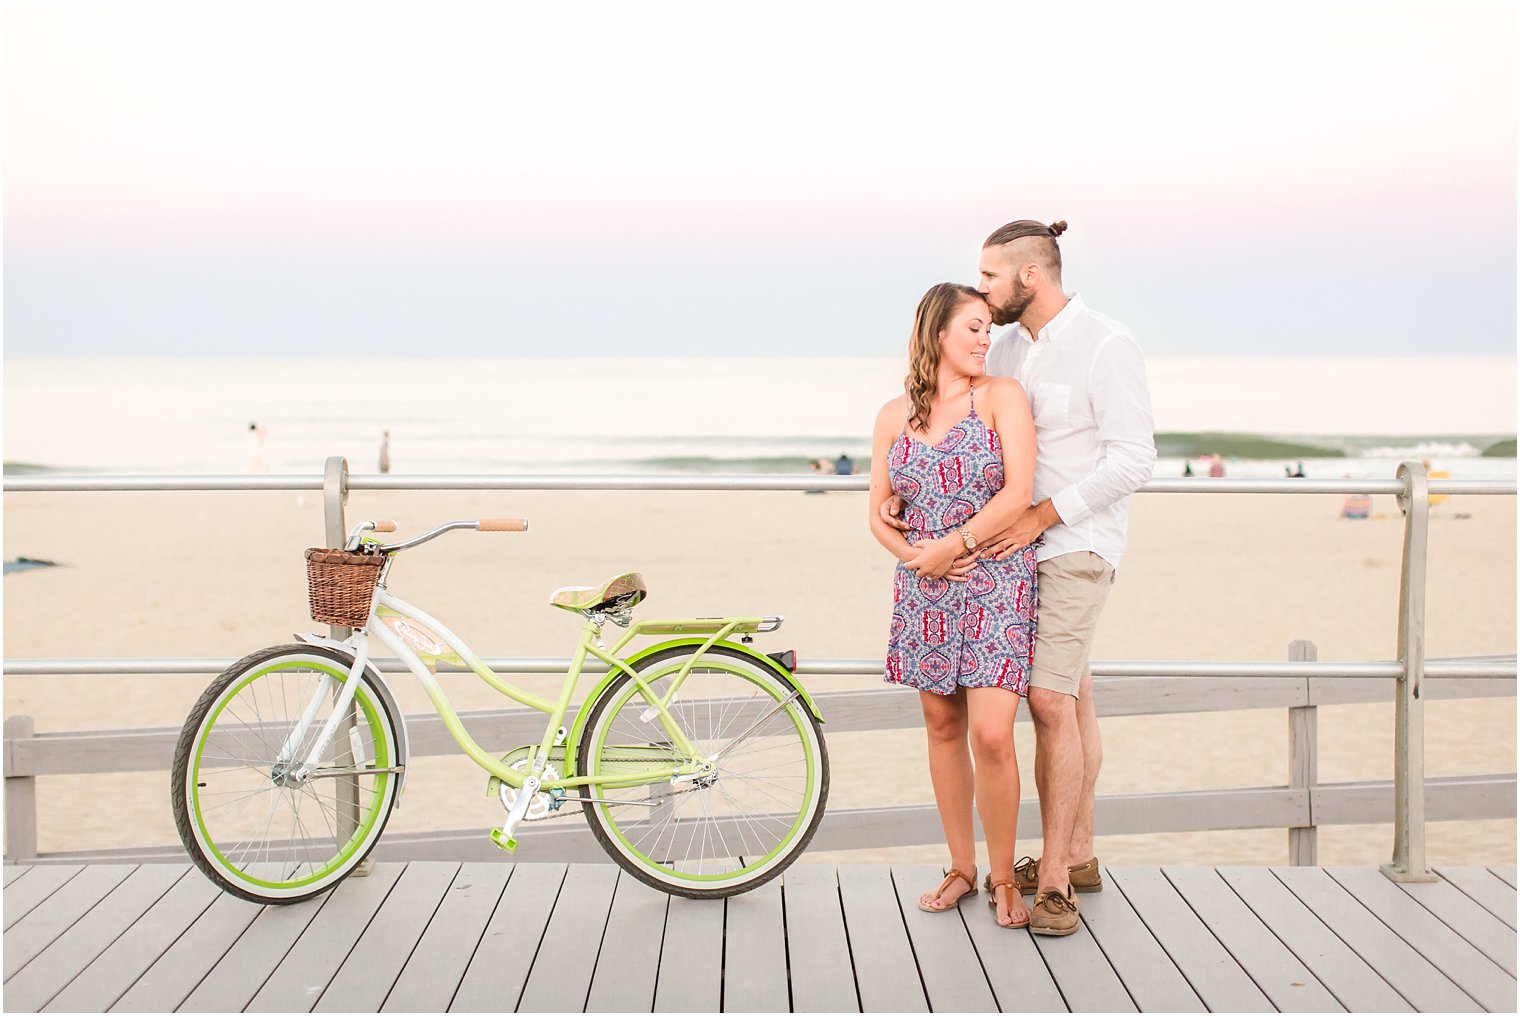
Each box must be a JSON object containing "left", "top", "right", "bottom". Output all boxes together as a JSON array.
[{"left": 1032, "top": 382, "right": 1073, "bottom": 429}]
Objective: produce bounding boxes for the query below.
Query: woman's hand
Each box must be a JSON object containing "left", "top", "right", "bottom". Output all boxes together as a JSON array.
[{"left": 904, "top": 535, "right": 977, "bottom": 581}]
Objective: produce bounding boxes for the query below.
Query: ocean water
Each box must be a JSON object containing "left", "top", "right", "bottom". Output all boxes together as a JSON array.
[{"left": 3, "top": 356, "right": 1515, "bottom": 480}]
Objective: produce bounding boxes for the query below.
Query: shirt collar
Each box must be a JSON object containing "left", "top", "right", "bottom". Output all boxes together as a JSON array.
[{"left": 1016, "top": 292, "right": 1083, "bottom": 345}]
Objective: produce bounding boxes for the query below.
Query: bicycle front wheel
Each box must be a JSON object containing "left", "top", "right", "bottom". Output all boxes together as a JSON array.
[
  {"left": 577, "top": 645, "right": 828, "bottom": 898},
  {"left": 171, "top": 644, "right": 401, "bottom": 904}
]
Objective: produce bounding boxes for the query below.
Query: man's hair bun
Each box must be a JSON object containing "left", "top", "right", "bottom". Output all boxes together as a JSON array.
[{"left": 1048, "top": 220, "right": 1068, "bottom": 237}]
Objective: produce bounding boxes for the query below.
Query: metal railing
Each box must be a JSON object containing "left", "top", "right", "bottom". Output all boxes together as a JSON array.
[{"left": 4, "top": 458, "right": 1516, "bottom": 881}]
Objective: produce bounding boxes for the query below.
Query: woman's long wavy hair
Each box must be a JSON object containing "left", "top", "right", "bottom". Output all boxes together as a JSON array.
[{"left": 905, "top": 283, "right": 988, "bottom": 433}]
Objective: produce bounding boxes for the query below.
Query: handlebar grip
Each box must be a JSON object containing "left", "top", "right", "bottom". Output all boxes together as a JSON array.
[
  {"left": 371, "top": 520, "right": 398, "bottom": 533},
  {"left": 478, "top": 518, "right": 528, "bottom": 532}
]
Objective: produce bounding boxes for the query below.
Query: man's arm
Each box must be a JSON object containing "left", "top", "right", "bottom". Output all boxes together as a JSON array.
[{"left": 1047, "top": 333, "right": 1156, "bottom": 525}]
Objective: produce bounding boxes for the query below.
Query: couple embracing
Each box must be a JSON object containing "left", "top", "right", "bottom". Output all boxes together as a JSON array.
[{"left": 867, "top": 220, "right": 1157, "bottom": 935}]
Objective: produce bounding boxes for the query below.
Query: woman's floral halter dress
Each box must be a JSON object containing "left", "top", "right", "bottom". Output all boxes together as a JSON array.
[{"left": 885, "top": 380, "right": 1039, "bottom": 696}]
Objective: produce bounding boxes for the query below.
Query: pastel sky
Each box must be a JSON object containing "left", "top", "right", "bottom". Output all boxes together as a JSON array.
[{"left": 5, "top": 0, "right": 1515, "bottom": 357}]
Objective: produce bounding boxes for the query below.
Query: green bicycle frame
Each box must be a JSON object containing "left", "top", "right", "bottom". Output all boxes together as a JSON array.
[{"left": 358, "top": 588, "right": 819, "bottom": 793}]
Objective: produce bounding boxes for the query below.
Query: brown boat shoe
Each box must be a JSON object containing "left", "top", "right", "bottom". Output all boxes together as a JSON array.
[
  {"left": 1012, "top": 855, "right": 1103, "bottom": 894},
  {"left": 1028, "top": 887, "right": 1081, "bottom": 936}
]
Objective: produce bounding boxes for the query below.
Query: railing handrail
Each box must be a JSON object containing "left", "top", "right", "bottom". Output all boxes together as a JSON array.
[
  {"left": 3, "top": 656, "right": 1514, "bottom": 679},
  {"left": 3, "top": 472, "right": 1515, "bottom": 495}
]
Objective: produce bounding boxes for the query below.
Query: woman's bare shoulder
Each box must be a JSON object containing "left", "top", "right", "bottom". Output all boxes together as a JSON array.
[{"left": 978, "top": 375, "right": 1027, "bottom": 403}]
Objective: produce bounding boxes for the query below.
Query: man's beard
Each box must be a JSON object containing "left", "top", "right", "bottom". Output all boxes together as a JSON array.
[{"left": 989, "top": 280, "right": 1034, "bottom": 326}]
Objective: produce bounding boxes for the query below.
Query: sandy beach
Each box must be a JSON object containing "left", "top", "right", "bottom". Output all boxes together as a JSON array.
[{"left": 3, "top": 485, "right": 1514, "bottom": 867}]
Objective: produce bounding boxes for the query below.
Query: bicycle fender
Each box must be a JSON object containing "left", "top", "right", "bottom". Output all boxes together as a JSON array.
[
  {"left": 565, "top": 638, "right": 825, "bottom": 773},
  {"left": 293, "top": 632, "right": 412, "bottom": 806}
]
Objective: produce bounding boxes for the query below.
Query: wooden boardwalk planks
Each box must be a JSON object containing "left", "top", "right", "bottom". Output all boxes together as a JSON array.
[
  {"left": 653, "top": 892, "right": 725, "bottom": 1013},
  {"left": 781, "top": 864, "right": 861, "bottom": 1013},
  {"left": 722, "top": 877, "right": 789, "bottom": 1013},
  {"left": 890, "top": 865, "right": 998, "bottom": 1013},
  {"left": 584, "top": 871, "right": 668, "bottom": 1013},
  {"left": 1217, "top": 866, "right": 1411, "bottom": 1013},
  {"left": 1164, "top": 865, "right": 1343, "bottom": 1012},
  {"left": 315, "top": 862, "right": 462, "bottom": 1012},
  {"left": 5, "top": 865, "right": 186, "bottom": 1013},
  {"left": 834, "top": 865, "right": 920, "bottom": 1013},
  {"left": 1029, "top": 895, "right": 1136, "bottom": 1014},
  {"left": 1326, "top": 867, "right": 1517, "bottom": 1013},
  {"left": 246, "top": 864, "right": 406, "bottom": 1012},
  {"left": 1436, "top": 866, "right": 1517, "bottom": 930},
  {"left": 380, "top": 862, "right": 511, "bottom": 1013},
  {"left": 4, "top": 865, "right": 84, "bottom": 931},
  {"left": 4, "top": 860, "right": 1517, "bottom": 1013},
  {"left": 1271, "top": 866, "right": 1481, "bottom": 1013},
  {"left": 109, "top": 890, "right": 266, "bottom": 1012},
  {"left": 1108, "top": 866, "right": 1273, "bottom": 1012},
  {"left": 5, "top": 864, "right": 136, "bottom": 981},
  {"left": 44, "top": 867, "right": 221, "bottom": 1013},
  {"left": 1082, "top": 868, "right": 1204, "bottom": 1012},
  {"left": 449, "top": 862, "right": 566, "bottom": 1012},
  {"left": 516, "top": 863, "right": 619, "bottom": 1014},
  {"left": 1397, "top": 874, "right": 1517, "bottom": 975}
]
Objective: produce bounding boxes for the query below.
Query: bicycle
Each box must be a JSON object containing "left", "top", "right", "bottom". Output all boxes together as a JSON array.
[{"left": 170, "top": 517, "right": 829, "bottom": 904}]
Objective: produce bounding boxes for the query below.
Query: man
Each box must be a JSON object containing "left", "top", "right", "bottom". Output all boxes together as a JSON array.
[{"left": 884, "top": 219, "right": 1156, "bottom": 936}]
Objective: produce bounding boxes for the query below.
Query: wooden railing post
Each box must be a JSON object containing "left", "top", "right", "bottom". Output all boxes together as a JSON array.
[
  {"left": 1288, "top": 640, "right": 1318, "bottom": 865},
  {"left": 1383, "top": 461, "right": 1437, "bottom": 882},
  {"left": 4, "top": 715, "right": 39, "bottom": 862},
  {"left": 322, "top": 457, "right": 371, "bottom": 876}
]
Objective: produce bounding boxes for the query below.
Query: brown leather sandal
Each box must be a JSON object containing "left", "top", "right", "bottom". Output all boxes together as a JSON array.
[
  {"left": 987, "top": 878, "right": 1031, "bottom": 929},
  {"left": 917, "top": 868, "right": 978, "bottom": 913}
]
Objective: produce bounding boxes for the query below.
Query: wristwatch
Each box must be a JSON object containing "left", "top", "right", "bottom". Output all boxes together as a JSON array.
[{"left": 957, "top": 527, "right": 978, "bottom": 552}]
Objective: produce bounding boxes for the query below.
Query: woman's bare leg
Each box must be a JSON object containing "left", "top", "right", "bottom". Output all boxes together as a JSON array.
[
  {"left": 967, "top": 687, "right": 1030, "bottom": 926},
  {"left": 918, "top": 689, "right": 975, "bottom": 909}
]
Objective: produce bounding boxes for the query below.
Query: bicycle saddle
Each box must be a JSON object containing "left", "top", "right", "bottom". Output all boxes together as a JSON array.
[{"left": 549, "top": 572, "right": 648, "bottom": 614}]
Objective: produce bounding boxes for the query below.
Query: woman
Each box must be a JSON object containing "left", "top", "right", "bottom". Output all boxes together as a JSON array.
[{"left": 868, "top": 282, "right": 1038, "bottom": 929}]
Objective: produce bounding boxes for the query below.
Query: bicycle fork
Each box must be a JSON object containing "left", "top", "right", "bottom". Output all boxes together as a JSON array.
[{"left": 274, "top": 638, "right": 375, "bottom": 785}]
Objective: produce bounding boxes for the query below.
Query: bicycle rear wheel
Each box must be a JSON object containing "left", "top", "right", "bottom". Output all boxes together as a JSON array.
[
  {"left": 576, "top": 645, "right": 828, "bottom": 898},
  {"left": 170, "top": 644, "right": 400, "bottom": 904}
]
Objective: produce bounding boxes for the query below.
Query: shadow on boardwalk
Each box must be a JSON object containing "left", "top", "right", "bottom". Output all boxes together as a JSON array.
[{"left": 3, "top": 862, "right": 1516, "bottom": 1012}]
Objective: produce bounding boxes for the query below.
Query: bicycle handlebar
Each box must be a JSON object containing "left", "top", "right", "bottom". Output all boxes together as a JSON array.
[{"left": 344, "top": 517, "right": 531, "bottom": 553}]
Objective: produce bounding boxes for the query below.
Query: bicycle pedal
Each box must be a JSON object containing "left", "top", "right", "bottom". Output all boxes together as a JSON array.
[{"left": 490, "top": 829, "right": 519, "bottom": 853}]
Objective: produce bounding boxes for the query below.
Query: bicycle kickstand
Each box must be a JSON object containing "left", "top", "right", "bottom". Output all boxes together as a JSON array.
[{"left": 490, "top": 774, "right": 540, "bottom": 853}]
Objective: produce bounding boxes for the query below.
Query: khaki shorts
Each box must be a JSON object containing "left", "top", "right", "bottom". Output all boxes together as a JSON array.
[{"left": 1029, "top": 551, "right": 1115, "bottom": 698}]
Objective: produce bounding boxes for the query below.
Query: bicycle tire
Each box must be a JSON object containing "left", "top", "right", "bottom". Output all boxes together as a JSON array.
[
  {"left": 171, "top": 644, "right": 401, "bottom": 904},
  {"left": 576, "top": 644, "right": 828, "bottom": 898}
]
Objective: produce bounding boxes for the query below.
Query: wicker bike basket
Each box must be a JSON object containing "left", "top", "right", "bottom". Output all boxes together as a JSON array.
[{"left": 304, "top": 548, "right": 385, "bottom": 628}]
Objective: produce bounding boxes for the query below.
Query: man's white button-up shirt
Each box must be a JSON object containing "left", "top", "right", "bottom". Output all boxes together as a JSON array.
[{"left": 985, "top": 293, "right": 1157, "bottom": 567}]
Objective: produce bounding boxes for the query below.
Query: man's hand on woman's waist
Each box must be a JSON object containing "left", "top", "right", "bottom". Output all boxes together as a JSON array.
[{"left": 981, "top": 500, "right": 1061, "bottom": 561}]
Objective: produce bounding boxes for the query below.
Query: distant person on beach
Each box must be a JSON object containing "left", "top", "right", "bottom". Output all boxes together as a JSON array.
[
  {"left": 883, "top": 219, "right": 1156, "bottom": 937},
  {"left": 1183, "top": 461, "right": 1193, "bottom": 477},
  {"left": 1208, "top": 453, "right": 1225, "bottom": 477},
  {"left": 246, "top": 422, "right": 268, "bottom": 474},
  {"left": 1286, "top": 461, "right": 1306, "bottom": 478},
  {"left": 805, "top": 458, "right": 828, "bottom": 494},
  {"left": 834, "top": 453, "right": 854, "bottom": 476},
  {"left": 868, "top": 283, "right": 1039, "bottom": 930},
  {"left": 379, "top": 430, "right": 391, "bottom": 474}
]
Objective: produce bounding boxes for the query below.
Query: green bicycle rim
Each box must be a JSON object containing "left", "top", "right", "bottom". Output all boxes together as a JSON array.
[
  {"left": 189, "top": 659, "right": 393, "bottom": 893},
  {"left": 588, "top": 660, "right": 819, "bottom": 886}
]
